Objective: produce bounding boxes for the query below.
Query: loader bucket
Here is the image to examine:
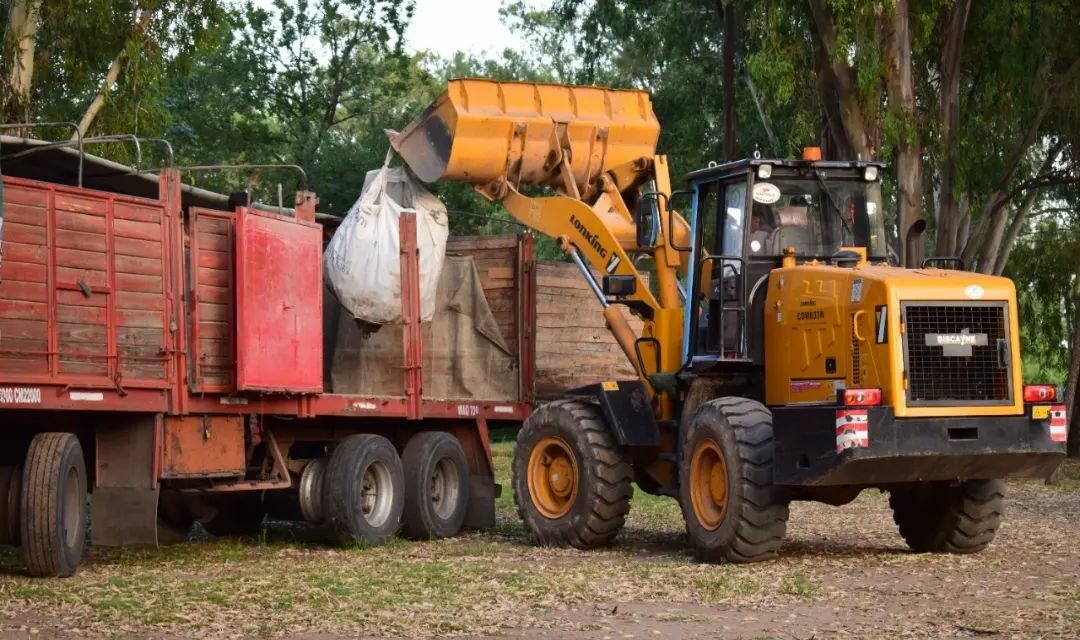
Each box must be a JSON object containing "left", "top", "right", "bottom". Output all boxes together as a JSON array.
[{"left": 391, "top": 79, "right": 660, "bottom": 190}]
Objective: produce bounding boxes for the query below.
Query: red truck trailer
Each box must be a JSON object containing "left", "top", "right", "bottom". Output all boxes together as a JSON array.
[{"left": 0, "top": 139, "right": 536, "bottom": 576}]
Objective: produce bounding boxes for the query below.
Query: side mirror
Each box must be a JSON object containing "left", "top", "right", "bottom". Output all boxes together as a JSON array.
[
  {"left": 634, "top": 193, "right": 660, "bottom": 250},
  {"left": 637, "top": 189, "right": 694, "bottom": 252},
  {"left": 668, "top": 189, "right": 693, "bottom": 252}
]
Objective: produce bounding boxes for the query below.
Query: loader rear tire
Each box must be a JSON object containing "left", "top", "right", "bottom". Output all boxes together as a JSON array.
[
  {"left": 513, "top": 400, "right": 632, "bottom": 549},
  {"left": 20, "top": 433, "right": 87, "bottom": 577},
  {"left": 679, "top": 398, "right": 789, "bottom": 563},
  {"left": 889, "top": 479, "right": 1004, "bottom": 554}
]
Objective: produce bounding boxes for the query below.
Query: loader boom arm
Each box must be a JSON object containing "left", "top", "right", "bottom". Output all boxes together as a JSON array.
[{"left": 392, "top": 79, "right": 689, "bottom": 413}]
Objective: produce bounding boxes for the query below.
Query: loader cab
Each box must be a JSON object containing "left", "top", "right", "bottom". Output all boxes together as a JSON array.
[{"left": 681, "top": 156, "right": 888, "bottom": 370}]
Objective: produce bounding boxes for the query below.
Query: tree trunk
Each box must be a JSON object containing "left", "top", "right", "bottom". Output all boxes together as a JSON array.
[
  {"left": 3, "top": 0, "right": 42, "bottom": 124},
  {"left": 71, "top": 8, "right": 154, "bottom": 139},
  {"left": 934, "top": 0, "right": 971, "bottom": 258},
  {"left": 977, "top": 142, "right": 1063, "bottom": 273},
  {"left": 955, "top": 194, "right": 971, "bottom": 252},
  {"left": 879, "top": 0, "right": 924, "bottom": 267},
  {"left": 1067, "top": 301, "right": 1080, "bottom": 458},
  {"left": 978, "top": 201, "right": 1012, "bottom": 274},
  {"left": 720, "top": 0, "right": 737, "bottom": 161},
  {"left": 991, "top": 189, "right": 1038, "bottom": 275},
  {"left": 807, "top": 0, "right": 873, "bottom": 160},
  {"left": 959, "top": 60, "right": 1060, "bottom": 270}
]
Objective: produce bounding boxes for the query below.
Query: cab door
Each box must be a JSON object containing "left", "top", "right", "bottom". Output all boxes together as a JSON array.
[{"left": 685, "top": 176, "right": 749, "bottom": 365}]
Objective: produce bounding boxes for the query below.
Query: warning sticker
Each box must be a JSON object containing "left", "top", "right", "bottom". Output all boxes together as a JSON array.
[
  {"left": 752, "top": 182, "right": 781, "bottom": 204},
  {"left": 835, "top": 409, "right": 869, "bottom": 453},
  {"left": 1049, "top": 405, "right": 1068, "bottom": 443}
]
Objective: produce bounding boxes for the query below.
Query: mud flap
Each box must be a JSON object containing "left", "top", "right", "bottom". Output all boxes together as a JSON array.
[
  {"left": 463, "top": 474, "right": 500, "bottom": 531},
  {"left": 91, "top": 487, "right": 161, "bottom": 547},
  {"left": 92, "top": 415, "right": 163, "bottom": 547},
  {"left": 568, "top": 380, "right": 660, "bottom": 447}
]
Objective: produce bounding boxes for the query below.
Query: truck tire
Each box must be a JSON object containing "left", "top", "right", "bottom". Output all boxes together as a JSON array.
[
  {"left": 512, "top": 399, "right": 632, "bottom": 549},
  {"left": 324, "top": 434, "right": 404, "bottom": 546},
  {"left": 889, "top": 479, "right": 1004, "bottom": 554},
  {"left": 157, "top": 490, "right": 195, "bottom": 544},
  {"left": 402, "top": 432, "right": 470, "bottom": 540},
  {"left": 679, "top": 397, "right": 789, "bottom": 563},
  {"left": 0, "top": 466, "right": 21, "bottom": 546},
  {"left": 20, "top": 433, "right": 87, "bottom": 577},
  {"left": 200, "top": 493, "right": 267, "bottom": 538}
]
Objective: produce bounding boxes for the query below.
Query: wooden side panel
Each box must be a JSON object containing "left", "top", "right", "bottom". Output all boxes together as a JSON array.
[
  {"left": 114, "top": 201, "right": 169, "bottom": 381},
  {"left": 54, "top": 192, "right": 110, "bottom": 378},
  {"left": 188, "top": 209, "right": 235, "bottom": 392},
  {"left": 533, "top": 261, "right": 642, "bottom": 400},
  {"left": 0, "top": 176, "right": 171, "bottom": 386},
  {"left": 446, "top": 235, "right": 519, "bottom": 357},
  {"left": 0, "top": 182, "right": 50, "bottom": 375}
]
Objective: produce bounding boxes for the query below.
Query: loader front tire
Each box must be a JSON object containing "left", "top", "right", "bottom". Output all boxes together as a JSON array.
[
  {"left": 889, "top": 479, "right": 1004, "bottom": 554},
  {"left": 679, "top": 398, "right": 789, "bottom": 563},
  {"left": 513, "top": 400, "right": 632, "bottom": 549}
]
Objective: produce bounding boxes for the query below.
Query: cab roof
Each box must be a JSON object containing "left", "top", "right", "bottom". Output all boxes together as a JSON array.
[{"left": 686, "top": 158, "right": 887, "bottom": 183}]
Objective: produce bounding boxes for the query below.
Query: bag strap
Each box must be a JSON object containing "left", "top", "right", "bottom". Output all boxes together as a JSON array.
[{"left": 359, "top": 148, "right": 398, "bottom": 208}]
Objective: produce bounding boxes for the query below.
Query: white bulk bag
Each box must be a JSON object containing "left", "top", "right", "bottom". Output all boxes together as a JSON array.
[{"left": 324, "top": 151, "right": 449, "bottom": 324}]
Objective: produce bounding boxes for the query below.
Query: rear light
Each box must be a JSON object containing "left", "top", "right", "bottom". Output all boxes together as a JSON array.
[
  {"left": 843, "top": 388, "right": 882, "bottom": 406},
  {"left": 1023, "top": 385, "right": 1057, "bottom": 403}
]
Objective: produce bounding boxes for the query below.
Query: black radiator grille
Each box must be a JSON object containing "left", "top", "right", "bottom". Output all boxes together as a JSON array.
[{"left": 902, "top": 303, "right": 1012, "bottom": 405}]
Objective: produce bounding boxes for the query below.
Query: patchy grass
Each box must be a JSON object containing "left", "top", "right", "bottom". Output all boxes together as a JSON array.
[
  {"left": 0, "top": 438, "right": 1078, "bottom": 639},
  {"left": 1058, "top": 459, "right": 1080, "bottom": 492},
  {"left": 779, "top": 572, "right": 817, "bottom": 599}
]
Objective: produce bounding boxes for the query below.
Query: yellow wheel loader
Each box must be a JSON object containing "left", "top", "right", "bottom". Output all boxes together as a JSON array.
[{"left": 393, "top": 79, "right": 1067, "bottom": 562}]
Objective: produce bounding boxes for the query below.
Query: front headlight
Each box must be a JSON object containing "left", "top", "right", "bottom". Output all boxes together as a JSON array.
[
  {"left": 757, "top": 164, "right": 773, "bottom": 179},
  {"left": 864, "top": 166, "right": 879, "bottom": 181}
]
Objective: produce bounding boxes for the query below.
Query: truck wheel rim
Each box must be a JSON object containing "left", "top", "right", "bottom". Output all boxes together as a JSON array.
[
  {"left": 690, "top": 439, "right": 727, "bottom": 531},
  {"left": 527, "top": 437, "right": 578, "bottom": 519},
  {"left": 430, "top": 457, "right": 460, "bottom": 520},
  {"left": 360, "top": 461, "right": 394, "bottom": 527},
  {"left": 62, "top": 467, "right": 81, "bottom": 547}
]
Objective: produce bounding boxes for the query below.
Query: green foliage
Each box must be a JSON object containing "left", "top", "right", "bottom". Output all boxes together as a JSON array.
[
  {"left": 5, "top": 0, "right": 226, "bottom": 147},
  {"left": 1007, "top": 213, "right": 1079, "bottom": 384},
  {"left": 3, "top": 0, "right": 1079, "bottom": 360}
]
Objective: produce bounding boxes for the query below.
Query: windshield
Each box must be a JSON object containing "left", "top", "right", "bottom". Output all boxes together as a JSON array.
[{"left": 747, "top": 178, "right": 886, "bottom": 258}]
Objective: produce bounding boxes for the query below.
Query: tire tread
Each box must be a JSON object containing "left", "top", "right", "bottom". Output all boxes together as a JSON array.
[
  {"left": 890, "top": 479, "right": 1004, "bottom": 554},
  {"left": 513, "top": 400, "right": 632, "bottom": 550},
  {"left": 681, "top": 398, "right": 789, "bottom": 564}
]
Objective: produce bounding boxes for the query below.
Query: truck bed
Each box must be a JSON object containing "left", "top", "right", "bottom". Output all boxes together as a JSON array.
[{"left": 0, "top": 174, "right": 534, "bottom": 423}]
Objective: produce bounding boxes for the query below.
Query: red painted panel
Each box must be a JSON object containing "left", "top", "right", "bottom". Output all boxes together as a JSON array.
[
  {"left": 235, "top": 208, "right": 322, "bottom": 393},
  {"left": 0, "top": 176, "right": 172, "bottom": 388}
]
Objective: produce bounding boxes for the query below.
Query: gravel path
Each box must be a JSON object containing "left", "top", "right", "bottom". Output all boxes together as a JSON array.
[{"left": 0, "top": 456, "right": 1076, "bottom": 640}]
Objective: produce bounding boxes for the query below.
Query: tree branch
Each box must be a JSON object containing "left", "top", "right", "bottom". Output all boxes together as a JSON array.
[{"left": 71, "top": 6, "right": 155, "bottom": 139}]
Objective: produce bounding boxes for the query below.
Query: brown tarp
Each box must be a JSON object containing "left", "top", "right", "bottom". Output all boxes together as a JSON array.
[{"left": 329, "top": 255, "right": 518, "bottom": 401}]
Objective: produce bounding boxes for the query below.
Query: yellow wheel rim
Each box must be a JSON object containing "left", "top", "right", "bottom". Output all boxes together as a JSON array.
[
  {"left": 527, "top": 437, "right": 579, "bottom": 519},
  {"left": 690, "top": 438, "right": 728, "bottom": 531}
]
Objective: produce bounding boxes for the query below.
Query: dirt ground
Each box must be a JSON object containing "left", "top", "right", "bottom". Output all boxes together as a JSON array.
[{"left": 0, "top": 444, "right": 1077, "bottom": 640}]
